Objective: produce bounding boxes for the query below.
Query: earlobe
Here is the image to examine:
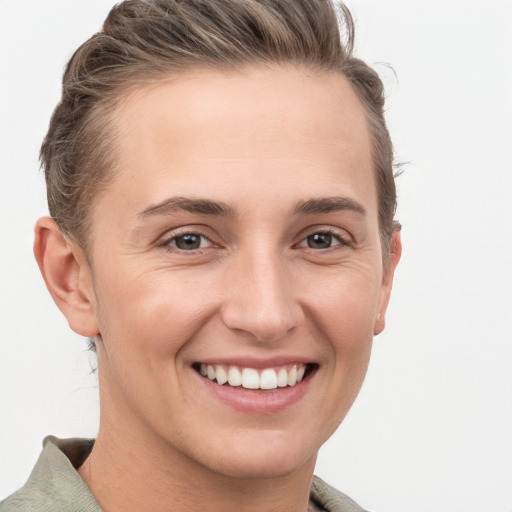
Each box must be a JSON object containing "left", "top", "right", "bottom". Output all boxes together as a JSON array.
[
  {"left": 33, "top": 217, "right": 99, "bottom": 338},
  {"left": 374, "top": 230, "right": 402, "bottom": 336}
]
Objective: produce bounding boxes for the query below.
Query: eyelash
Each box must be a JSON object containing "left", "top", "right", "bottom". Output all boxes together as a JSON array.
[
  {"left": 296, "top": 229, "right": 351, "bottom": 250},
  {"left": 160, "top": 227, "right": 350, "bottom": 254},
  {"left": 162, "top": 231, "right": 214, "bottom": 254}
]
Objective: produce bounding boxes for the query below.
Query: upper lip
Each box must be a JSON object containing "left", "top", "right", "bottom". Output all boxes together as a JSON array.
[{"left": 192, "top": 356, "right": 316, "bottom": 369}]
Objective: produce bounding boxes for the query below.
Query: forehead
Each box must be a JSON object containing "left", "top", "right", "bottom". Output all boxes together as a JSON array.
[{"left": 104, "top": 65, "right": 376, "bottom": 217}]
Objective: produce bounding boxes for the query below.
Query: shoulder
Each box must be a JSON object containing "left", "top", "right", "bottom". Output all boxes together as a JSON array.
[
  {"left": 0, "top": 486, "right": 57, "bottom": 512},
  {"left": 310, "top": 475, "right": 368, "bottom": 512},
  {"left": 0, "top": 437, "right": 100, "bottom": 512}
]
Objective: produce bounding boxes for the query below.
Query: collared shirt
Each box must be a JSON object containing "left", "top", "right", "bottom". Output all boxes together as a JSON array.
[{"left": 0, "top": 436, "right": 366, "bottom": 512}]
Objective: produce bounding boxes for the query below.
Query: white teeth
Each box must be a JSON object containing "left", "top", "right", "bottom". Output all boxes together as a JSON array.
[
  {"left": 201, "top": 363, "right": 309, "bottom": 390},
  {"left": 216, "top": 365, "right": 228, "bottom": 385},
  {"left": 260, "top": 369, "right": 278, "bottom": 390},
  {"left": 277, "top": 368, "right": 288, "bottom": 387},
  {"left": 227, "top": 366, "right": 242, "bottom": 387},
  {"left": 288, "top": 365, "right": 298, "bottom": 386},
  {"left": 242, "top": 368, "right": 260, "bottom": 389}
]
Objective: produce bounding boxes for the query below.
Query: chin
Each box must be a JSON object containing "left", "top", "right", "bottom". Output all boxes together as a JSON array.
[
  {"left": 190, "top": 429, "right": 321, "bottom": 481},
  {"left": 208, "top": 453, "right": 315, "bottom": 481}
]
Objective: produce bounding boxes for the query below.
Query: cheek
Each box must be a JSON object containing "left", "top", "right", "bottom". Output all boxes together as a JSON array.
[
  {"left": 304, "top": 266, "right": 380, "bottom": 414},
  {"left": 307, "top": 266, "right": 381, "bottom": 346},
  {"left": 91, "top": 268, "right": 219, "bottom": 426},
  {"left": 94, "top": 266, "right": 217, "bottom": 361}
]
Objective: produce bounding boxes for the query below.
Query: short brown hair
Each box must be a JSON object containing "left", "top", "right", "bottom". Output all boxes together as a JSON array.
[{"left": 41, "top": 0, "right": 398, "bottom": 254}]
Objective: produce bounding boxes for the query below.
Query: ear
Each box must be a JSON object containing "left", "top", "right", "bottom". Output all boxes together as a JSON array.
[
  {"left": 33, "top": 217, "right": 99, "bottom": 338},
  {"left": 374, "top": 229, "right": 402, "bottom": 335}
]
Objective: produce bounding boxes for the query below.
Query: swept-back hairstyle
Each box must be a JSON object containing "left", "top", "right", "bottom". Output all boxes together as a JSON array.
[{"left": 41, "top": 0, "right": 398, "bottom": 254}]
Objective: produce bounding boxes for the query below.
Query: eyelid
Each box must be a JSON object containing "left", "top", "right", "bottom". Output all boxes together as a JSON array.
[
  {"left": 296, "top": 232, "right": 341, "bottom": 249},
  {"left": 167, "top": 233, "right": 213, "bottom": 250},
  {"left": 295, "top": 226, "right": 352, "bottom": 247},
  {"left": 158, "top": 226, "right": 218, "bottom": 252}
]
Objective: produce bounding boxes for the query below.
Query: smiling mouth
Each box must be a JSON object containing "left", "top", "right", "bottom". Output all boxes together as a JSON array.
[{"left": 193, "top": 363, "right": 316, "bottom": 391}]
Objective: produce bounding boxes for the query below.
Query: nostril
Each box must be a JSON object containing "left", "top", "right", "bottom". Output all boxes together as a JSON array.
[
  {"left": 221, "top": 308, "right": 301, "bottom": 343},
  {"left": 219, "top": 263, "right": 304, "bottom": 342}
]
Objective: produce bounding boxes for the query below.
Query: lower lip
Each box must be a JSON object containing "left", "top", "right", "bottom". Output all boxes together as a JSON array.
[{"left": 196, "top": 369, "right": 315, "bottom": 414}]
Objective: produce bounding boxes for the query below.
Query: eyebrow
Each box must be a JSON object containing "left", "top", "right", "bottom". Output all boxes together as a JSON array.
[
  {"left": 293, "top": 196, "right": 367, "bottom": 216},
  {"left": 138, "top": 197, "right": 236, "bottom": 219},
  {"left": 138, "top": 195, "right": 366, "bottom": 220}
]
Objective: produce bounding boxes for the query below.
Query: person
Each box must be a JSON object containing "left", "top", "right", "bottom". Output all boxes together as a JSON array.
[{"left": 0, "top": 0, "right": 401, "bottom": 511}]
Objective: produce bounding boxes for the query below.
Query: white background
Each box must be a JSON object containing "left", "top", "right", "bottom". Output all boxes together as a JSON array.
[{"left": 0, "top": 1, "right": 511, "bottom": 511}]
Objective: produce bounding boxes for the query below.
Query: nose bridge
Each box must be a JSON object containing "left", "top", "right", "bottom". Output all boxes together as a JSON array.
[{"left": 222, "top": 245, "right": 302, "bottom": 342}]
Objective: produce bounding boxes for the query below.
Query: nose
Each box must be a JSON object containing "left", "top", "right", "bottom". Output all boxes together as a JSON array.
[{"left": 221, "top": 250, "right": 304, "bottom": 342}]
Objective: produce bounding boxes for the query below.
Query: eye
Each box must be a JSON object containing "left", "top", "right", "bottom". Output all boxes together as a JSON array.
[
  {"left": 298, "top": 230, "right": 346, "bottom": 250},
  {"left": 306, "top": 232, "right": 338, "bottom": 249},
  {"left": 166, "top": 233, "right": 212, "bottom": 251}
]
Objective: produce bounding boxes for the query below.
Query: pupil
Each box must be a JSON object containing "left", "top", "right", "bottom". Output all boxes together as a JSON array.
[
  {"left": 176, "top": 234, "right": 200, "bottom": 250},
  {"left": 308, "top": 233, "right": 332, "bottom": 249}
]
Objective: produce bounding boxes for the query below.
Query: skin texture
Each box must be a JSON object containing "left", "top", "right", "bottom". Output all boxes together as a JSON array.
[{"left": 34, "top": 65, "right": 401, "bottom": 512}]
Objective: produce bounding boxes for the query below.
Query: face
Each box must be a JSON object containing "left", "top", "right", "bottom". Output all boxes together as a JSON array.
[{"left": 84, "top": 66, "right": 399, "bottom": 479}]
